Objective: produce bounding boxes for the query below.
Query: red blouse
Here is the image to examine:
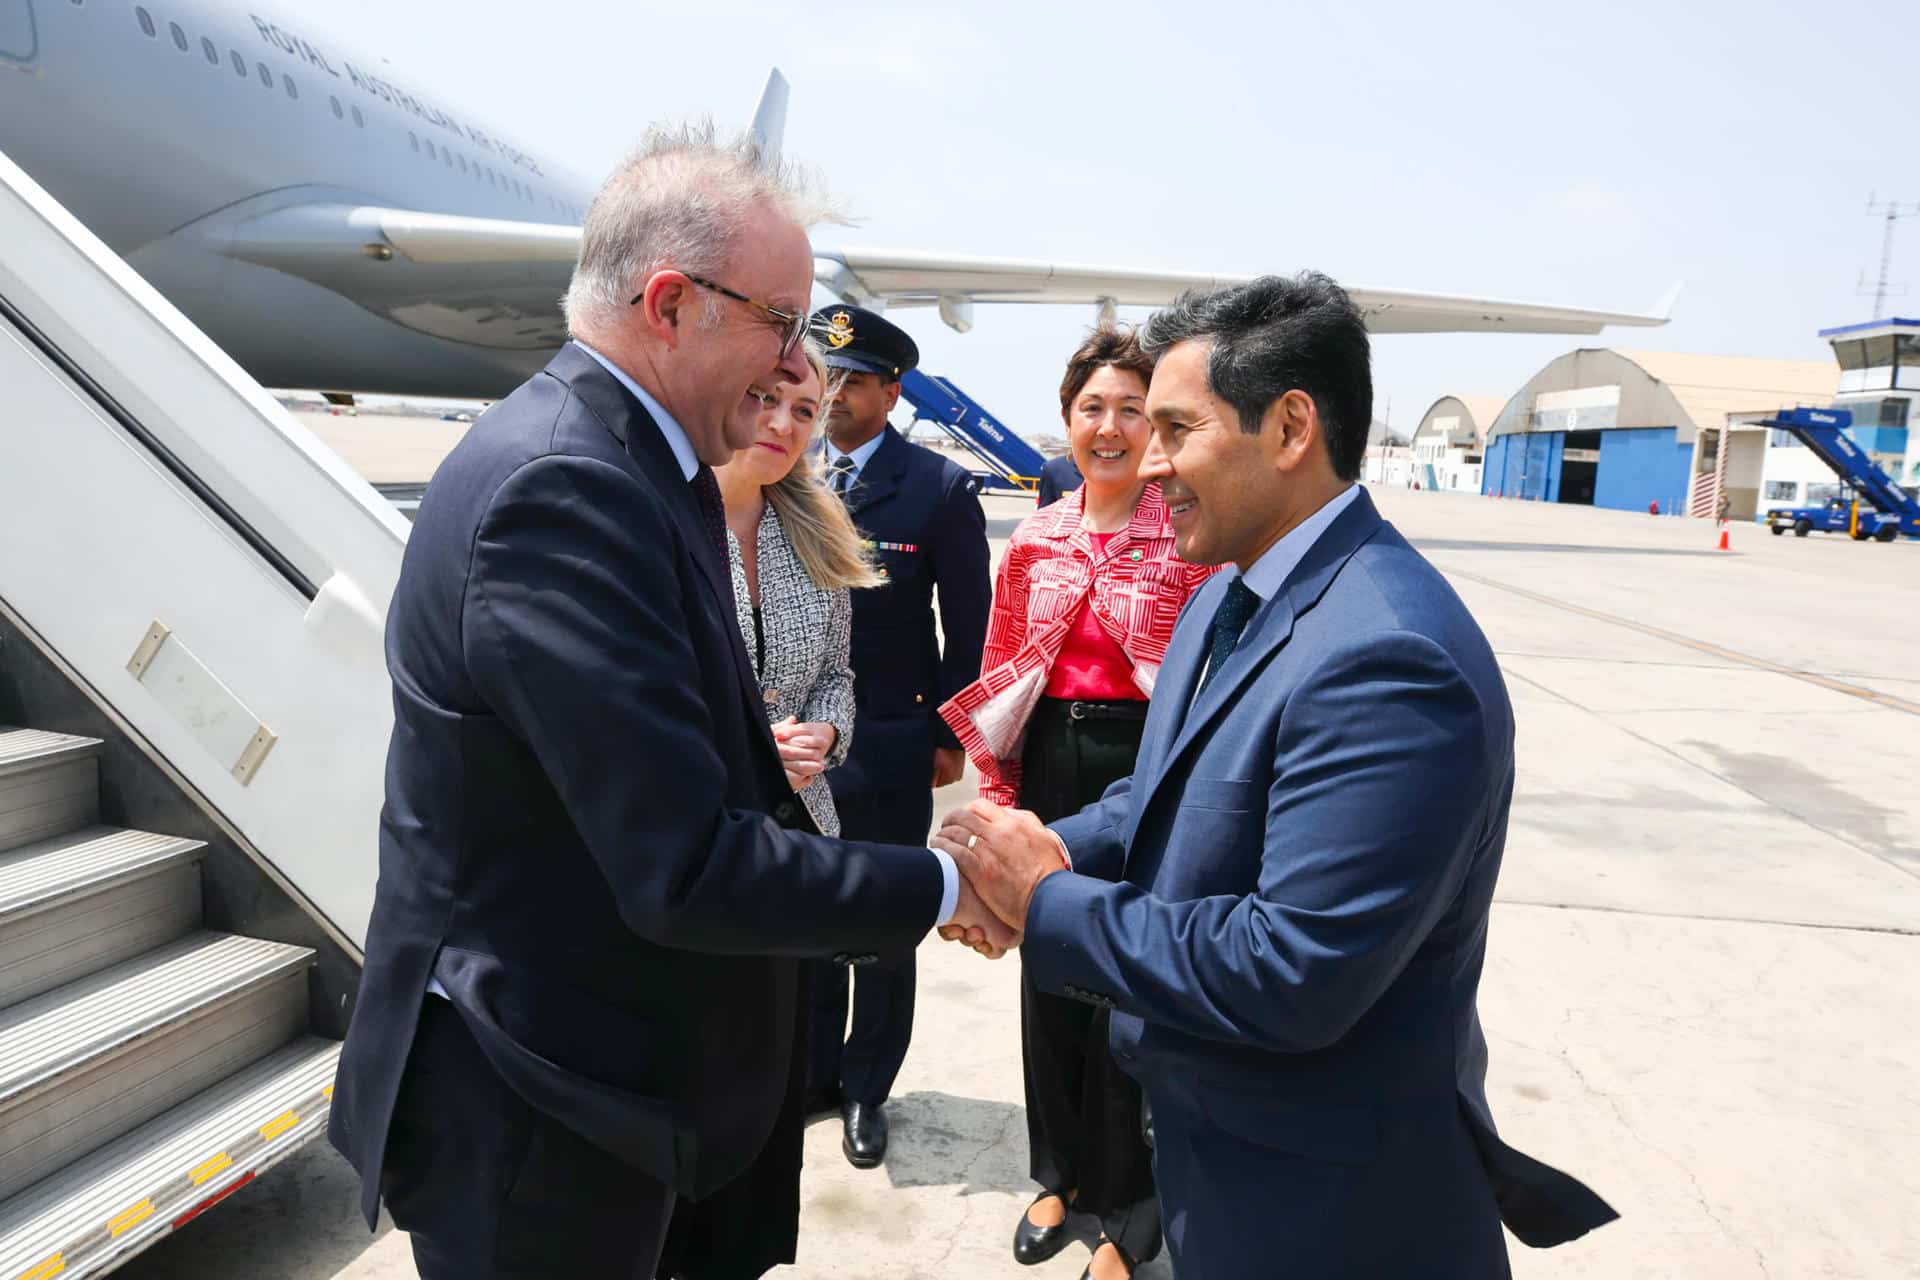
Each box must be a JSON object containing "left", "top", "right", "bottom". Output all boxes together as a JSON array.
[
  {"left": 1043, "top": 534, "right": 1146, "bottom": 701},
  {"left": 940, "top": 485, "right": 1218, "bottom": 806}
]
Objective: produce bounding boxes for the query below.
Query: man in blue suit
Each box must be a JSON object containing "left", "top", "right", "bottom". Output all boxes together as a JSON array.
[
  {"left": 807, "top": 304, "right": 992, "bottom": 1168},
  {"left": 939, "top": 274, "right": 1615, "bottom": 1277},
  {"left": 329, "top": 132, "right": 1010, "bottom": 1279}
]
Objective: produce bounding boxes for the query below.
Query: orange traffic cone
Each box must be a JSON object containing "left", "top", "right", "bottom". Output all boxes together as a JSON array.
[{"left": 1717, "top": 527, "right": 1731, "bottom": 552}]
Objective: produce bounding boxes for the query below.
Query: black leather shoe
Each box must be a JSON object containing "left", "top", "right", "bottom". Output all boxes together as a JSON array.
[
  {"left": 1079, "top": 1238, "right": 1138, "bottom": 1280},
  {"left": 1012, "top": 1192, "right": 1072, "bottom": 1265},
  {"left": 841, "top": 1101, "right": 887, "bottom": 1168}
]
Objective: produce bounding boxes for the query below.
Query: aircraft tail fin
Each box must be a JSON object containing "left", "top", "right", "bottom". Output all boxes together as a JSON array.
[
  {"left": 1650, "top": 280, "right": 1684, "bottom": 321},
  {"left": 748, "top": 69, "right": 790, "bottom": 167}
]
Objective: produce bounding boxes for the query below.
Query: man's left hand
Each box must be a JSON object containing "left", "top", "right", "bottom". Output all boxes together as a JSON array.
[
  {"left": 932, "top": 799, "right": 1067, "bottom": 931},
  {"left": 931, "top": 746, "right": 967, "bottom": 789}
]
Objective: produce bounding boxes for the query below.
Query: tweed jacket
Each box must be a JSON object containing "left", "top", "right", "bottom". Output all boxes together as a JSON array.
[
  {"left": 940, "top": 483, "right": 1217, "bottom": 806},
  {"left": 726, "top": 503, "right": 857, "bottom": 836}
]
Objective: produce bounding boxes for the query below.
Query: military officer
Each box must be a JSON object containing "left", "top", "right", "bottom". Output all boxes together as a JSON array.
[{"left": 807, "top": 304, "right": 992, "bottom": 1169}]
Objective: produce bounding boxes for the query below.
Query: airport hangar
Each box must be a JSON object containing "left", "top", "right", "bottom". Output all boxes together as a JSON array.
[{"left": 1468, "top": 349, "right": 1837, "bottom": 516}]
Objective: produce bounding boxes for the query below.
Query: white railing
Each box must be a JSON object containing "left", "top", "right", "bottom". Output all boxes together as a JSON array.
[{"left": 0, "top": 148, "right": 404, "bottom": 952}]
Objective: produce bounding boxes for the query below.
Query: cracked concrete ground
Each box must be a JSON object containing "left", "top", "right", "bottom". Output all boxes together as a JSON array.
[{"left": 118, "top": 489, "right": 1920, "bottom": 1279}]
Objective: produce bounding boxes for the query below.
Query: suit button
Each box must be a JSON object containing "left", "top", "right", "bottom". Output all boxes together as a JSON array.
[
  {"left": 774, "top": 800, "right": 797, "bottom": 823},
  {"left": 914, "top": 694, "right": 924, "bottom": 704}
]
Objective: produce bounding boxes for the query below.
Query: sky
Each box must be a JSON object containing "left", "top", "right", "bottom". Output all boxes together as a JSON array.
[{"left": 329, "top": 0, "right": 1915, "bottom": 441}]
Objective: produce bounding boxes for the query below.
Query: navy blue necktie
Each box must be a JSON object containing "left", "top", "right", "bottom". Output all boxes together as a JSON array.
[
  {"left": 828, "top": 454, "right": 855, "bottom": 496},
  {"left": 1197, "top": 578, "right": 1260, "bottom": 695},
  {"left": 690, "top": 464, "right": 729, "bottom": 562}
]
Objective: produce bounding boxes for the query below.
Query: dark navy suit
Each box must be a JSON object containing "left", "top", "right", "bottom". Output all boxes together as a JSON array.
[
  {"left": 1035, "top": 453, "right": 1083, "bottom": 507},
  {"left": 1030, "top": 489, "right": 1615, "bottom": 1277},
  {"left": 811, "top": 425, "right": 991, "bottom": 1107},
  {"left": 329, "top": 346, "right": 943, "bottom": 1275}
]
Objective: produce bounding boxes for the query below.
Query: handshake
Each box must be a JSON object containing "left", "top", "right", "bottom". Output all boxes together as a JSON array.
[{"left": 929, "top": 799, "right": 1071, "bottom": 960}]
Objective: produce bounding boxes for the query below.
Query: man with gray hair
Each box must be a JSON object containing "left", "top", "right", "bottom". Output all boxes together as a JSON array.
[{"left": 329, "top": 124, "right": 1012, "bottom": 1278}]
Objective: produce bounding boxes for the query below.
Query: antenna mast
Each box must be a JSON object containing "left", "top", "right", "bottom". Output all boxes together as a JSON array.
[{"left": 1861, "top": 194, "right": 1919, "bottom": 319}]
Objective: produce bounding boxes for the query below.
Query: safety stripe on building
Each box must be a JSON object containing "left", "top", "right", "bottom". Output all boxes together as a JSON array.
[{"left": 8, "top": 1079, "right": 333, "bottom": 1280}]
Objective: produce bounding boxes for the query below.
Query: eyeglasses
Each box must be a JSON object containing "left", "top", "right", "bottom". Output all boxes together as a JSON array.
[{"left": 630, "top": 273, "right": 808, "bottom": 360}]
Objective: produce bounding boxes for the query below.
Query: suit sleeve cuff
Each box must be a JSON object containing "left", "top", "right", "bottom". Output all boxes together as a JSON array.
[
  {"left": 929, "top": 846, "right": 960, "bottom": 926},
  {"left": 1049, "top": 830, "right": 1072, "bottom": 870}
]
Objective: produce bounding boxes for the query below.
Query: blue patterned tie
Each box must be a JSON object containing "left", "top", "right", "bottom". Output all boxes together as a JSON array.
[{"left": 1197, "top": 578, "right": 1260, "bottom": 695}]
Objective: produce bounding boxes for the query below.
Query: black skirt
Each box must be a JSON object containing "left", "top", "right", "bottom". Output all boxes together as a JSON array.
[
  {"left": 654, "top": 963, "right": 811, "bottom": 1280},
  {"left": 1017, "top": 697, "right": 1162, "bottom": 1264}
]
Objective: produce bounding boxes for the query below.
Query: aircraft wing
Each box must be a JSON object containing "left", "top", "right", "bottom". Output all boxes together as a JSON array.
[
  {"left": 189, "top": 201, "right": 580, "bottom": 351},
  {"left": 813, "top": 246, "right": 1676, "bottom": 336},
  {"left": 196, "top": 200, "right": 1670, "bottom": 352}
]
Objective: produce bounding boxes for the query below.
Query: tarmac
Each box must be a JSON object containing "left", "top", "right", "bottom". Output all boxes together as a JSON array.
[{"left": 118, "top": 486, "right": 1920, "bottom": 1279}]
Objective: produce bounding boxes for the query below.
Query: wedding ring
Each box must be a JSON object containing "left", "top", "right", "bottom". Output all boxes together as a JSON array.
[{"left": 967, "top": 834, "right": 978, "bottom": 851}]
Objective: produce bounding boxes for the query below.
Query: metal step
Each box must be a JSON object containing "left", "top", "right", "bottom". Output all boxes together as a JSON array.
[
  {"left": 0, "top": 827, "right": 206, "bottom": 1010},
  {"left": 0, "top": 933, "right": 312, "bottom": 1203},
  {"left": 0, "top": 1037, "right": 339, "bottom": 1280},
  {"left": 0, "top": 730, "right": 101, "bottom": 856}
]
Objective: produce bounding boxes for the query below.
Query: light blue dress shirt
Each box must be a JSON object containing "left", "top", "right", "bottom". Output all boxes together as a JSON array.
[
  {"left": 1194, "top": 484, "right": 1363, "bottom": 696},
  {"left": 823, "top": 429, "right": 888, "bottom": 484},
  {"left": 574, "top": 341, "right": 698, "bottom": 482}
]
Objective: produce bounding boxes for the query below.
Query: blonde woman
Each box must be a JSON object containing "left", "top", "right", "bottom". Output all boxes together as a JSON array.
[{"left": 655, "top": 339, "right": 879, "bottom": 1280}]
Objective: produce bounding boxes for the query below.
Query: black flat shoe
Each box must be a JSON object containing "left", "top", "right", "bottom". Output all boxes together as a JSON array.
[
  {"left": 1080, "top": 1238, "right": 1139, "bottom": 1280},
  {"left": 841, "top": 1100, "right": 887, "bottom": 1168},
  {"left": 1012, "top": 1192, "right": 1072, "bottom": 1266}
]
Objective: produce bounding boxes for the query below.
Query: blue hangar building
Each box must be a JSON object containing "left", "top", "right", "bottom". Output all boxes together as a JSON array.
[{"left": 1480, "top": 349, "right": 1835, "bottom": 514}]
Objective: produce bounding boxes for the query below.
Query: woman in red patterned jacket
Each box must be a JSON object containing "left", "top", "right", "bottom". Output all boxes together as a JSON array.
[{"left": 941, "top": 327, "right": 1214, "bottom": 1280}]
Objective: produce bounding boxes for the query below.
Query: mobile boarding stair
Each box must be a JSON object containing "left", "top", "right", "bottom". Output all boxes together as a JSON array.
[
  {"left": 899, "top": 369, "right": 1048, "bottom": 493},
  {"left": 1761, "top": 406, "right": 1920, "bottom": 541},
  {"left": 0, "top": 148, "right": 400, "bottom": 1274}
]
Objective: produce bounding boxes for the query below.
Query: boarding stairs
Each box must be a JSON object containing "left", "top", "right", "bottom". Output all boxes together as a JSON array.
[
  {"left": 0, "top": 142, "right": 401, "bottom": 1271},
  {"left": 0, "top": 729, "right": 339, "bottom": 1278},
  {"left": 1765, "top": 406, "right": 1920, "bottom": 538},
  {"left": 899, "top": 368, "right": 1047, "bottom": 493}
]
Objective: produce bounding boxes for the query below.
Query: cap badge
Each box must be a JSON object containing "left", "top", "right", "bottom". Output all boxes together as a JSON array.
[{"left": 825, "top": 311, "right": 855, "bottom": 350}]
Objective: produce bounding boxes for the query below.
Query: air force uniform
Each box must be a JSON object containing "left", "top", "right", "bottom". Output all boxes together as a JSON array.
[{"left": 809, "top": 306, "right": 992, "bottom": 1129}]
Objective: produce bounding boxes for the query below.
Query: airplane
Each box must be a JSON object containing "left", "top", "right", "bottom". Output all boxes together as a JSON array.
[{"left": 0, "top": 0, "right": 1671, "bottom": 401}]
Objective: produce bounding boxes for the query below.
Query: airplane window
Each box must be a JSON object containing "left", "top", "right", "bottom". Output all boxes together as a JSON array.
[
  {"left": 135, "top": 7, "right": 154, "bottom": 37},
  {"left": 257, "top": 62, "right": 272, "bottom": 88},
  {"left": 230, "top": 50, "right": 244, "bottom": 76},
  {"left": 443, "top": 148, "right": 452, "bottom": 167},
  {"left": 334, "top": 97, "right": 346, "bottom": 120},
  {"left": 201, "top": 37, "right": 217, "bottom": 64},
  {"left": 458, "top": 155, "right": 468, "bottom": 173},
  {"left": 284, "top": 75, "right": 297, "bottom": 100},
  {"left": 169, "top": 22, "right": 187, "bottom": 51},
  {"left": 352, "top": 106, "right": 365, "bottom": 128}
]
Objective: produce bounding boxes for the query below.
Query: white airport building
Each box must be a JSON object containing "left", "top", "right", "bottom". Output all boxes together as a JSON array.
[{"left": 1407, "top": 395, "right": 1506, "bottom": 493}]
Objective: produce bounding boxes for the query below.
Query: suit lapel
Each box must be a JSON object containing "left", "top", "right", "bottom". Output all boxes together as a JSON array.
[
  {"left": 549, "top": 345, "right": 773, "bottom": 750},
  {"left": 1129, "top": 491, "right": 1386, "bottom": 843}
]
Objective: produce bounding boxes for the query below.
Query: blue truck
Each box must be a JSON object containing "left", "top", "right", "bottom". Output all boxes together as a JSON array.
[{"left": 1762, "top": 407, "right": 1920, "bottom": 542}]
